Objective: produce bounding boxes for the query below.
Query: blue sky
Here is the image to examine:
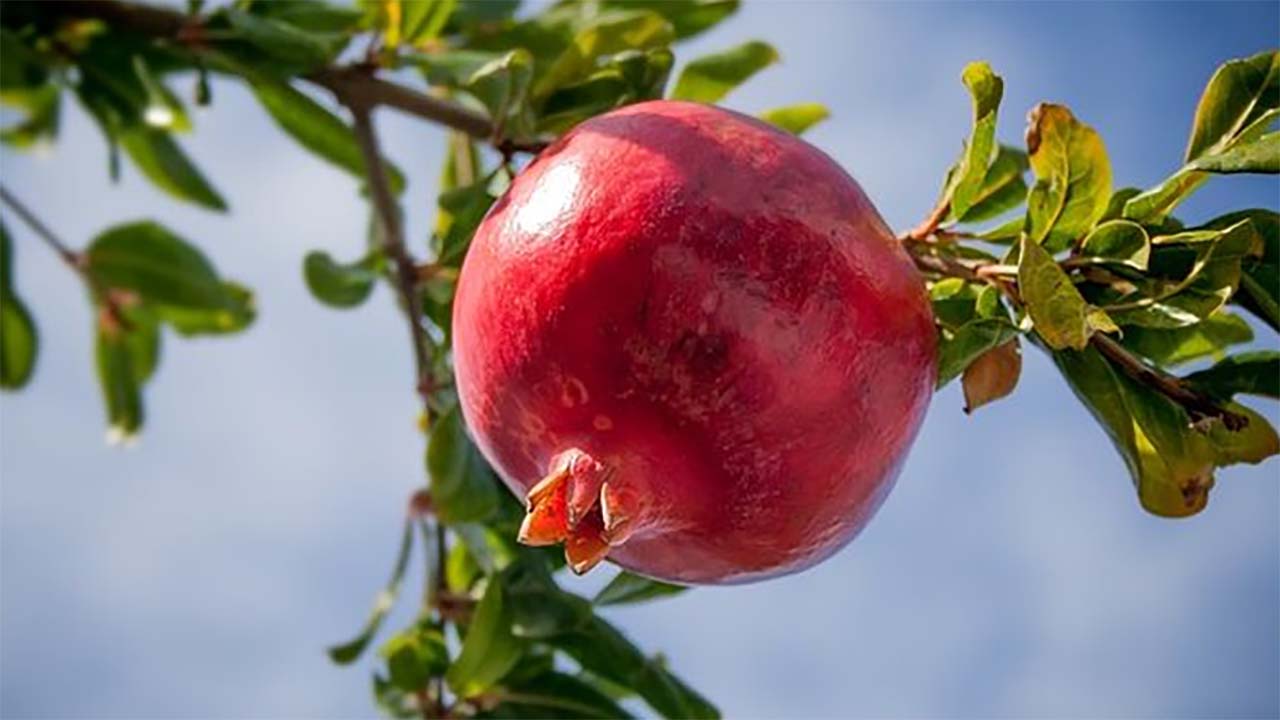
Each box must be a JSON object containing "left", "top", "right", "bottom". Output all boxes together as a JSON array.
[{"left": 2, "top": 2, "right": 1278, "bottom": 717}]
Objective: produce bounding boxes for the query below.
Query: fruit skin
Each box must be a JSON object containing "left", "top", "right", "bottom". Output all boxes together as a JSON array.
[{"left": 453, "top": 100, "right": 935, "bottom": 584}]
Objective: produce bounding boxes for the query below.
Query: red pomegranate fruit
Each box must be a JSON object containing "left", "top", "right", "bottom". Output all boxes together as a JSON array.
[{"left": 452, "top": 100, "right": 935, "bottom": 584}]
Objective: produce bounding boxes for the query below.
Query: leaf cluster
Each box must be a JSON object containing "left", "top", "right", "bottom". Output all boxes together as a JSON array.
[{"left": 921, "top": 52, "right": 1278, "bottom": 518}]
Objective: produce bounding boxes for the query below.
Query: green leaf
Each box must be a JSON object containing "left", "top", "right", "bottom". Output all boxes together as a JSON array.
[
  {"left": 303, "top": 250, "right": 379, "bottom": 308},
  {"left": 223, "top": 8, "right": 343, "bottom": 70},
  {"left": 931, "top": 277, "right": 1004, "bottom": 325},
  {"left": 94, "top": 312, "right": 160, "bottom": 441},
  {"left": 602, "top": 0, "right": 738, "bottom": 39},
  {"left": 1108, "top": 219, "right": 1261, "bottom": 328},
  {"left": 1184, "top": 351, "right": 1280, "bottom": 400},
  {"left": 1125, "top": 51, "right": 1279, "bottom": 223},
  {"left": 935, "top": 317, "right": 1020, "bottom": 388},
  {"left": 1121, "top": 167, "right": 1206, "bottom": 225},
  {"left": 759, "top": 103, "right": 829, "bottom": 135},
  {"left": 1185, "top": 50, "right": 1279, "bottom": 164},
  {"left": 156, "top": 281, "right": 256, "bottom": 336},
  {"left": 1, "top": 83, "right": 61, "bottom": 149},
  {"left": 0, "top": 294, "right": 37, "bottom": 390},
  {"left": 1077, "top": 220, "right": 1151, "bottom": 271},
  {"left": 949, "top": 145, "right": 1029, "bottom": 225},
  {"left": 435, "top": 178, "right": 496, "bottom": 266},
  {"left": 1018, "top": 234, "right": 1112, "bottom": 350},
  {"left": 535, "top": 11, "right": 675, "bottom": 100},
  {"left": 446, "top": 0, "right": 521, "bottom": 32},
  {"left": 0, "top": 219, "right": 37, "bottom": 390},
  {"left": 1207, "top": 209, "right": 1279, "bottom": 330},
  {"left": 87, "top": 222, "right": 238, "bottom": 310},
  {"left": 426, "top": 405, "right": 499, "bottom": 524},
  {"left": 504, "top": 560, "right": 593, "bottom": 640},
  {"left": 400, "top": 0, "right": 457, "bottom": 47},
  {"left": 1101, "top": 187, "right": 1143, "bottom": 223},
  {"left": 379, "top": 624, "right": 450, "bottom": 692},
  {"left": 1051, "top": 344, "right": 1275, "bottom": 518},
  {"left": 539, "top": 48, "right": 673, "bottom": 133},
  {"left": 250, "top": 0, "right": 366, "bottom": 33},
  {"left": 118, "top": 129, "right": 227, "bottom": 211},
  {"left": 1024, "top": 103, "right": 1112, "bottom": 251},
  {"left": 942, "top": 61, "right": 1004, "bottom": 220},
  {"left": 372, "top": 673, "right": 417, "bottom": 719},
  {"left": 1121, "top": 312, "right": 1253, "bottom": 367},
  {"left": 447, "top": 573, "right": 525, "bottom": 697},
  {"left": 446, "top": 541, "right": 481, "bottom": 593},
  {"left": 411, "top": 49, "right": 503, "bottom": 88},
  {"left": 594, "top": 571, "right": 688, "bottom": 606},
  {"left": 670, "top": 40, "right": 778, "bottom": 103},
  {"left": 328, "top": 520, "right": 414, "bottom": 664},
  {"left": 451, "top": 522, "right": 519, "bottom": 578},
  {"left": 494, "top": 671, "right": 637, "bottom": 719},
  {"left": 1207, "top": 403, "right": 1280, "bottom": 466},
  {"left": 465, "top": 49, "right": 534, "bottom": 139},
  {"left": 1188, "top": 131, "right": 1279, "bottom": 173},
  {"left": 132, "top": 56, "right": 190, "bottom": 133},
  {"left": 250, "top": 79, "right": 406, "bottom": 194},
  {"left": 0, "top": 29, "right": 49, "bottom": 93},
  {"left": 974, "top": 216, "right": 1024, "bottom": 244},
  {"left": 551, "top": 616, "right": 719, "bottom": 719}
]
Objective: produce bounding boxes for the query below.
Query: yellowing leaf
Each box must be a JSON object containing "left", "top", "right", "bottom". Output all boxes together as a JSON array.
[
  {"left": 1018, "top": 234, "right": 1112, "bottom": 350},
  {"left": 945, "top": 61, "right": 1003, "bottom": 219},
  {"left": 1052, "top": 346, "right": 1276, "bottom": 518},
  {"left": 1024, "top": 103, "right": 1112, "bottom": 251}
]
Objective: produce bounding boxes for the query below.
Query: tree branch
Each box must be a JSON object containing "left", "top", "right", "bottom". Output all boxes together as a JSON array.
[
  {"left": 904, "top": 199, "right": 951, "bottom": 242},
  {"left": 46, "top": 0, "right": 549, "bottom": 153},
  {"left": 0, "top": 184, "right": 82, "bottom": 269},
  {"left": 903, "top": 234, "right": 1248, "bottom": 429},
  {"left": 347, "top": 106, "right": 435, "bottom": 405},
  {"left": 0, "top": 184, "right": 137, "bottom": 330},
  {"left": 308, "top": 65, "right": 493, "bottom": 139},
  {"left": 1090, "top": 333, "right": 1247, "bottom": 430}
]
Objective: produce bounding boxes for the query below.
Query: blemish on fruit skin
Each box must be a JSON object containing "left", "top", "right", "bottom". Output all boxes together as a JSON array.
[
  {"left": 560, "top": 376, "right": 589, "bottom": 408},
  {"left": 519, "top": 409, "right": 546, "bottom": 435},
  {"left": 700, "top": 291, "right": 720, "bottom": 314},
  {"left": 593, "top": 415, "right": 614, "bottom": 431}
]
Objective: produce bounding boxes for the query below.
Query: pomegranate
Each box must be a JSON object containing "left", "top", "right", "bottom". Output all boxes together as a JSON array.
[{"left": 452, "top": 101, "right": 935, "bottom": 584}]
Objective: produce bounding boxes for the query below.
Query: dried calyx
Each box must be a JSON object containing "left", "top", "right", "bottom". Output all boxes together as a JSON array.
[{"left": 517, "top": 448, "right": 636, "bottom": 574}]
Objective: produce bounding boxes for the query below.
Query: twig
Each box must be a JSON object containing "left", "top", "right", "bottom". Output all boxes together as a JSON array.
[
  {"left": 1091, "top": 334, "right": 1247, "bottom": 430},
  {"left": 347, "top": 106, "right": 435, "bottom": 405},
  {"left": 904, "top": 230, "right": 1247, "bottom": 429},
  {"left": 0, "top": 185, "right": 82, "bottom": 269},
  {"left": 0, "top": 185, "right": 135, "bottom": 331},
  {"left": 903, "top": 199, "right": 951, "bottom": 242}
]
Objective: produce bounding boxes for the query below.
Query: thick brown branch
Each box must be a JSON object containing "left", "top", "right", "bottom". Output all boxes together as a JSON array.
[{"left": 904, "top": 232, "right": 1247, "bottom": 429}]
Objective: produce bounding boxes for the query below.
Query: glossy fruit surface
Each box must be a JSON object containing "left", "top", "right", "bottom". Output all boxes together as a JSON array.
[{"left": 453, "top": 100, "right": 935, "bottom": 584}]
